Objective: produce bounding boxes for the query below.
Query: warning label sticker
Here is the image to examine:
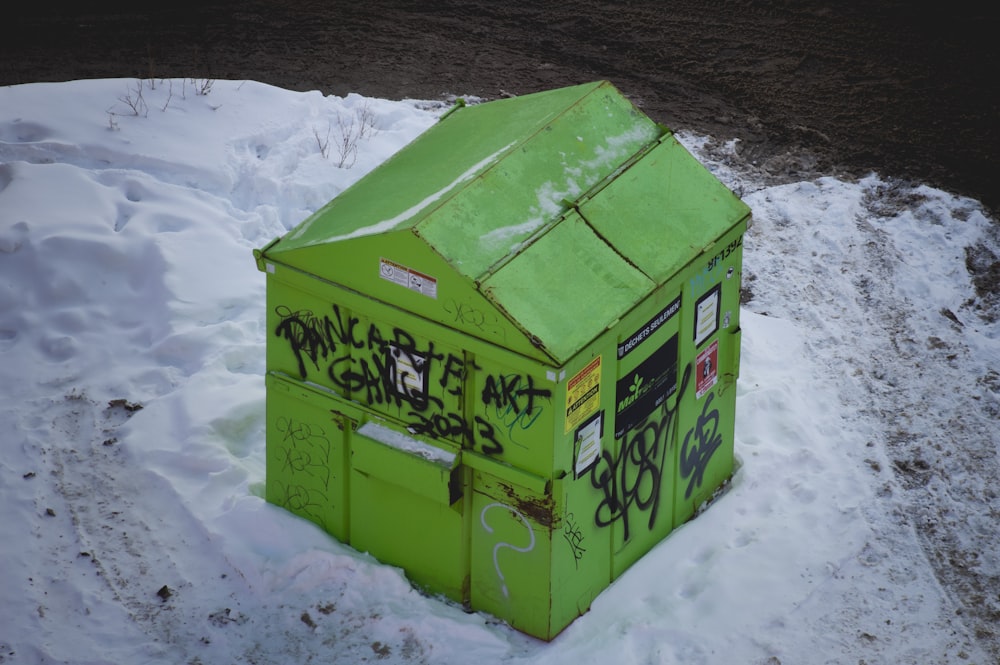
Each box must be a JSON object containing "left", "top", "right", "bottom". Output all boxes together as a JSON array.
[
  {"left": 379, "top": 257, "right": 437, "bottom": 299},
  {"left": 696, "top": 339, "right": 719, "bottom": 398},
  {"left": 565, "top": 356, "right": 602, "bottom": 433}
]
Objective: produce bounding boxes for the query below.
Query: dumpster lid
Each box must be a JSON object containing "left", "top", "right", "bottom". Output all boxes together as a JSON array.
[{"left": 259, "top": 81, "right": 750, "bottom": 365}]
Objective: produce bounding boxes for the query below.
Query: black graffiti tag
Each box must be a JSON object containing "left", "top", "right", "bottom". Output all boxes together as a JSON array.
[
  {"left": 590, "top": 365, "right": 692, "bottom": 541},
  {"left": 589, "top": 416, "right": 669, "bottom": 541},
  {"left": 481, "top": 373, "right": 551, "bottom": 415},
  {"left": 274, "top": 300, "right": 540, "bottom": 457},
  {"left": 482, "top": 373, "right": 551, "bottom": 443},
  {"left": 563, "top": 512, "right": 587, "bottom": 568},
  {"left": 443, "top": 298, "right": 504, "bottom": 338},
  {"left": 406, "top": 411, "right": 503, "bottom": 456},
  {"left": 274, "top": 416, "right": 334, "bottom": 530},
  {"left": 273, "top": 304, "right": 362, "bottom": 379},
  {"left": 679, "top": 392, "right": 723, "bottom": 499}
]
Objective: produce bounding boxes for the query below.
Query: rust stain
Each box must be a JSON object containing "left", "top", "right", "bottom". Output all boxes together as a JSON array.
[{"left": 498, "top": 481, "right": 556, "bottom": 529}]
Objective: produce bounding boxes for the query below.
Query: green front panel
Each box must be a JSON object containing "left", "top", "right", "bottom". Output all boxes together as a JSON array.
[
  {"left": 470, "top": 464, "right": 556, "bottom": 639},
  {"left": 265, "top": 373, "right": 350, "bottom": 541},
  {"left": 350, "top": 422, "right": 465, "bottom": 600},
  {"left": 467, "top": 453, "right": 614, "bottom": 640},
  {"left": 263, "top": 229, "right": 550, "bottom": 361}
]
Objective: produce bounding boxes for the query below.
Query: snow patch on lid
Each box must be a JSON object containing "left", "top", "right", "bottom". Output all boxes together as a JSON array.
[
  {"left": 289, "top": 142, "right": 517, "bottom": 246},
  {"left": 479, "top": 124, "right": 658, "bottom": 255}
]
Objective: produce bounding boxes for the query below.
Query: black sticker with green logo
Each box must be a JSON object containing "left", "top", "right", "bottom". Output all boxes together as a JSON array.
[{"left": 614, "top": 334, "right": 679, "bottom": 438}]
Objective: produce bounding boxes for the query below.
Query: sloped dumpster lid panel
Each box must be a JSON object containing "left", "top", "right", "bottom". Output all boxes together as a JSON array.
[
  {"left": 266, "top": 138, "right": 511, "bottom": 257},
  {"left": 261, "top": 228, "right": 557, "bottom": 363},
  {"left": 266, "top": 81, "right": 618, "bottom": 258},
  {"left": 415, "top": 83, "right": 662, "bottom": 281},
  {"left": 579, "top": 135, "right": 752, "bottom": 284},
  {"left": 479, "top": 210, "right": 655, "bottom": 364}
]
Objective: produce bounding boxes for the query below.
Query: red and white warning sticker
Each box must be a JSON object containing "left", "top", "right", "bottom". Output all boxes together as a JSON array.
[{"left": 696, "top": 339, "right": 719, "bottom": 398}]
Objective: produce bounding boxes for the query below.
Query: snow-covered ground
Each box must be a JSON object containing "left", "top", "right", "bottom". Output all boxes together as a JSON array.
[{"left": 1, "top": 78, "right": 997, "bottom": 665}]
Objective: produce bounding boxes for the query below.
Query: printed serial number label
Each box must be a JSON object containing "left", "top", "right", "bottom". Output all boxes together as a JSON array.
[{"left": 706, "top": 235, "right": 743, "bottom": 273}]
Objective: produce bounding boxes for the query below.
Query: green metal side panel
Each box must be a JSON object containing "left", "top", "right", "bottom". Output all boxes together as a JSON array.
[
  {"left": 265, "top": 373, "right": 350, "bottom": 541},
  {"left": 551, "top": 474, "right": 612, "bottom": 635},
  {"left": 671, "top": 221, "right": 746, "bottom": 527},
  {"left": 672, "top": 363, "right": 737, "bottom": 526},
  {"left": 579, "top": 135, "right": 752, "bottom": 284},
  {"left": 480, "top": 210, "right": 655, "bottom": 363},
  {"left": 600, "top": 291, "right": 684, "bottom": 578}
]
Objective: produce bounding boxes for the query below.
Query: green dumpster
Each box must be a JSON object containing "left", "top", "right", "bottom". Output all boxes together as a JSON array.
[{"left": 253, "top": 80, "right": 751, "bottom": 640}]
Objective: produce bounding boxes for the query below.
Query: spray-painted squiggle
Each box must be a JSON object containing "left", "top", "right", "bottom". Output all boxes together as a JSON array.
[{"left": 480, "top": 502, "right": 536, "bottom": 598}]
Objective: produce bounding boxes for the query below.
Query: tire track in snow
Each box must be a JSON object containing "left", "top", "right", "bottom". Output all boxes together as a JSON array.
[
  {"left": 842, "top": 183, "right": 1000, "bottom": 660},
  {"left": 47, "top": 393, "right": 253, "bottom": 662},
  {"left": 741, "top": 174, "right": 999, "bottom": 662},
  {"left": 41, "top": 392, "right": 444, "bottom": 664}
]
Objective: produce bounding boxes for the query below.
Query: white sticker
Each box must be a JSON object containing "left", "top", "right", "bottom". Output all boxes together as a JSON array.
[
  {"left": 574, "top": 413, "right": 603, "bottom": 478},
  {"left": 379, "top": 257, "right": 437, "bottom": 299},
  {"left": 391, "top": 343, "right": 426, "bottom": 397},
  {"left": 694, "top": 284, "right": 721, "bottom": 346}
]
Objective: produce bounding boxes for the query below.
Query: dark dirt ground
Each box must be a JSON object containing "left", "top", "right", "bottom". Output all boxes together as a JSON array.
[{"left": 3, "top": 1, "right": 998, "bottom": 214}]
